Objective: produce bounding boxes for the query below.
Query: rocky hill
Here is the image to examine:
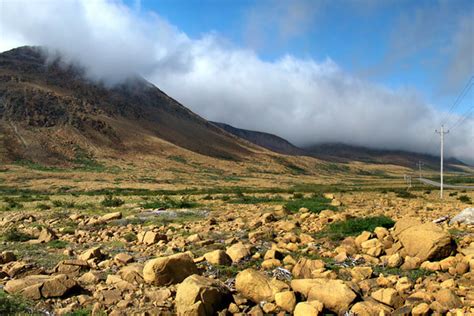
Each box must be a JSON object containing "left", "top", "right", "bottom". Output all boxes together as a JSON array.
[{"left": 0, "top": 46, "right": 257, "bottom": 165}]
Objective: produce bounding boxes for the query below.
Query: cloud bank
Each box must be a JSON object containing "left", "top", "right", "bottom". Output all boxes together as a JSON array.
[{"left": 0, "top": 0, "right": 472, "bottom": 163}]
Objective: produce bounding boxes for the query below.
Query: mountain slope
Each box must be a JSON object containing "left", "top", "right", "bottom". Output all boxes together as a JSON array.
[
  {"left": 0, "top": 46, "right": 256, "bottom": 165},
  {"left": 211, "top": 121, "right": 305, "bottom": 155}
]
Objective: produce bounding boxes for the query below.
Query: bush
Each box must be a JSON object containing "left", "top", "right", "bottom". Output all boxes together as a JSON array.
[
  {"left": 3, "top": 197, "right": 23, "bottom": 210},
  {"left": 37, "top": 203, "right": 51, "bottom": 210},
  {"left": 319, "top": 216, "right": 395, "bottom": 240},
  {"left": 123, "top": 232, "right": 137, "bottom": 242},
  {"left": 458, "top": 195, "right": 472, "bottom": 204},
  {"left": 52, "top": 200, "right": 76, "bottom": 208},
  {"left": 3, "top": 228, "right": 34, "bottom": 242},
  {"left": 0, "top": 290, "right": 32, "bottom": 314},
  {"left": 141, "top": 197, "right": 198, "bottom": 209},
  {"left": 47, "top": 240, "right": 69, "bottom": 249},
  {"left": 394, "top": 189, "right": 416, "bottom": 199},
  {"left": 101, "top": 194, "right": 125, "bottom": 207},
  {"left": 285, "top": 195, "right": 335, "bottom": 213}
]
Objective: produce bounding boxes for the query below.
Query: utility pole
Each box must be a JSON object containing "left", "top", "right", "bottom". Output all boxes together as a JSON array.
[
  {"left": 435, "top": 125, "right": 449, "bottom": 199},
  {"left": 416, "top": 161, "right": 424, "bottom": 179}
]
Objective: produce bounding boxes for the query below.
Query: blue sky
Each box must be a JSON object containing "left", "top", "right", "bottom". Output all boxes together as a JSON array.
[{"left": 131, "top": 0, "right": 473, "bottom": 112}]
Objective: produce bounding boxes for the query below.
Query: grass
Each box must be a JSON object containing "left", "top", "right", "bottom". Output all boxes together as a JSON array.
[
  {"left": 100, "top": 194, "right": 125, "bottom": 207},
  {"left": 47, "top": 240, "right": 69, "bottom": 249},
  {"left": 373, "top": 266, "right": 433, "bottom": 281},
  {"left": 2, "top": 197, "right": 23, "bottom": 211},
  {"left": 2, "top": 228, "right": 34, "bottom": 242},
  {"left": 393, "top": 189, "right": 416, "bottom": 199},
  {"left": 141, "top": 197, "right": 199, "bottom": 209},
  {"left": 284, "top": 194, "right": 335, "bottom": 213},
  {"left": 0, "top": 290, "right": 36, "bottom": 315},
  {"left": 316, "top": 215, "right": 395, "bottom": 241},
  {"left": 227, "top": 194, "right": 285, "bottom": 204}
]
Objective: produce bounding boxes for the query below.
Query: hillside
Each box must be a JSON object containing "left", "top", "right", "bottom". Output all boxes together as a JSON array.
[{"left": 0, "top": 46, "right": 258, "bottom": 166}]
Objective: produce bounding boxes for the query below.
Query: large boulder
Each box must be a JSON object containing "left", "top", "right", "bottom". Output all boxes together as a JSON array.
[
  {"left": 4, "top": 274, "right": 77, "bottom": 299},
  {"left": 226, "top": 242, "right": 251, "bottom": 263},
  {"left": 175, "top": 274, "right": 232, "bottom": 315},
  {"left": 143, "top": 253, "right": 198, "bottom": 286},
  {"left": 292, "top": 258, "right": 325, "bottom": 279},
  {"left": 291, "top": 279, "right": 357, "bottom": 314},
  {"left": 235, "top": 268, "right": 288, "bottom": 303},
  {"left": 449, "top": 207, "right": 474, "bottom": 225},
  {"left": 393, "top": 218, "right": 454, "bottom": 261}
]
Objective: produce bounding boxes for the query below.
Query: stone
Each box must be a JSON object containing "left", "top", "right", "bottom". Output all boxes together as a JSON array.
[
  {"left": 264, "top": 249, "right": 284, "bottom": 260},
  {"left": 235, "top": 268, "right": 288, "bottom": 303},
  {"left": 143, "top": 253, "right": 198, "bottom": 286},
  {"left": 433, "top": 289, "right": 462, "bottom": 310},
  {"left": 351, "top": 298, "right": 393, "bottom": 316},
  {"left": 0, "top": 251, "right": 16, "bottom": 264},
  {"left": 78, "top": 247, "right": 103, "bottom": 262},
  {"left": 374, "top": 227, "right": 390, "bottom": 239},
  {"left": 361, "top": 238, "right": 384, "bottom": 257},
  {"left": 99, "top": 212, "right": 122, "bottom": 222},
  {"left": 401, "top": 256, "right": 421, "bottom": 270},
  {"left": 371, "top": 288, "right": 403, "bottom": 308},
  {"left": 351, "top": 266, "right": 373, "bottom": 281},
  {"left": 119, "top": 264, "right": 144, "bottom": 284},
  {"left": 411, "top": 303, "right": 430, "bottom": 316},
  {"left": 294, "top": 301, "right": 324, "bottom": 316},
  {"left": 274, "top": 291, "right": 296, "bottom": 313},
  {"left": 138, "top": 231, "right": 167, "bottom": 245},
  {"left": 387, "top": 253, "right": 403, "bottom": 268},
  {"left": 393, "top": 218, "right": 454, "bottom": 261},
  {"left": 38, "top": 227, "right": 57, "bottom": 243},
  {"left": 204, "top": 250, "right": 232, "bottom": 266},
  {"left": 175, "top": 274, "right": 232, "bottom": 316},
  {"left": 291, "top": 279, "right": 357, "bottom": 314},
  {"left": 114, "top": 253, "right": 134, "bottom": 265},
  {"left": 292, "top": 258, "right": 325, "bottom": 279},
  {"left": 449, "top": 207, "right": 474, "bottom": 225},
  {"left": 355, "top": 231, "right": 373, "bottom": 247},
  {"left": 5, "top": 274, "right": 77, "bottom": 299},
  {"left": 226, "top": 242, "right": 251, "bottom": 263}
]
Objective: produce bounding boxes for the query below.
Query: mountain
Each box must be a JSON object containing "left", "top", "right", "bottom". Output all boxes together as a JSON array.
[
  {"left": 0, "top": 46, "right": 257, "bottom": 165},
  {"left": 210, "top": 121, "right": 305, "bottom": 155},
  {"left": 212, "top": 121, "right": 468, "bottom": 170}
]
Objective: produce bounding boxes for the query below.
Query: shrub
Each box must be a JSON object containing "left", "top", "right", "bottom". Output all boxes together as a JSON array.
[
  {"left": 3, "top": 197, "right": 23, "bottom": 210},
  {"left": 101, "top": 194, "right": 125, "bottom": 207},
  {"left": 123, "top": 232, "right": 137, "bottom": 242},
  {"left": 47, "top": 240, "right": 69, "bottom": 249},
  {"left": 37, "top": 203, "right": 51, "bottom": 210},
  {"left": 3, "top": 228, "right": 34, "bottom": 242},
  {"left": 0, "top": 290, "right": 32, "bottom": 314},
  {"left": 458, "top": 195, "right": 472, "bottom": 204},
  {"left": 285, "top": 195, "right": 335, "bottom": 213},
  {"left": 394, "top": 189, "right": 416, "bottom": 199},
  {"left": 318, "top": 216, "right": 395, "bottom": 240},
  {"left": 52, "top": 200, "right": 76, "bottom": 208}
]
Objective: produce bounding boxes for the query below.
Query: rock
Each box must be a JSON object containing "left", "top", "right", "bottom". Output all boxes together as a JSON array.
[
  {"left": 38, "top": 227, "right": 57, "bottom": 243},
  {"left": 433, "top": 289, "right": 462, "bottom": 310},
  {"left": 291, "top": 279, "right": 357, "bottom": 314},
  {"left": 235, "top": 268, "right": 288, "bottom": 303},
  {"left": 275, "top": 291, "right": 296, "bottom": 313},
  {"left": 176, "top": 274, "right": 232, "bottom": 315},
  {"left": 0, "top": 251, "right": 16, "bottom": 264},
  {"left": 119, "top": 264, "right": 144, "bottom": 284},
  {"left": 350, "top": 266, "right": 373, "bottom": 281},
  {"left": 393, "top": 218, "right": 454, "bottom": 261},
  {"left": 449, "top": 207, "right": 474, "bottom": 225},
  {"left": 137, "top": 231, "right": 167, "bottom": 245},
  {"left": 401, "top": 256, "right": 421, "bottom": 270},
  {"left": 99, "top": 212, "right": 122, "bottom": 222},
  {"left": 355, "top": 231, "right": 373, "bottom": 247},
  {"left": 292, "top": 258, "right": 325, "bottom": 278},
  {"left": 78, "top": 247, "right": 104, "bottom": 262},
  {"left": 226, "top": 242, "right": 251, "bottom": 263},
  {"left": 294, "top": 301, "right": 324, "bottom": 316},
  {"left": 361, "top": 238, "right": 384, "bottom": 257},
  {"left": 371, "top": 288, "right": 403, "bottom": 308},
  {"left": 114, "top": 253, "right": 134, "bottom": 265},
  {"left": 5, "top": 274, "right": 77, "bottom": 299},
  {"left": 143, "top": 253, "right": 198, "bottom": 286},
  {"left": 411, "top": 303, "right": 431, "bottom": 316},
  {"left": 204, "top": 250, "right": 232, "bottom": 266},
  {"left": 53, "top": 260, "right": 89, "bottom": 277},
  {"left": 351, "top": 298, "right": 393, "bottom": 316},
  {"left": 374, "top": 227, "right": 390, "bottom": 239}
]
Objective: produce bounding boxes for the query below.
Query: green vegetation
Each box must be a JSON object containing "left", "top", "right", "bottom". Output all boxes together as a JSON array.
[
  {"left": 458, "top": 195, "right": 472, "bottom": 204},
  {"left": 47, "top": 240, "right": 69, "bottom": 249},
  {"left": 373, "top": 266, "right": 433, "bottom": 281},
  {"left": 2, "top": 197, "right": 23, "bottom": 211},
  {"left": 393, "top": 189, "right": 416, "bottom": 199},
  {"left": 2, "top": 228, "right": 34, "bottom": 242},
  {"left": 169, "top": 155, "right": 187, "bottom": 164},
  {"left": 317, "top": 215, "right": 395, "bottom": 240},
  {"left": 100, "top": 194, "right": 125, "bottom": 207},
  {"left": 285, "top": 194, "right": 335, "bottom": 213},
  {"left": 52, "top": 200, "right": 76, "bottom": 208},
  {"left": 227, "top": 194, "right": 285, "bottom": 204},
  {"left": 123, "top": 232, "right": 137, "bottom": 242},
  {"left": 0, "top": 290, "right": 36, "bottom": 315},
  {"left": 141, "top": 196, "right": 199, "bottom": 209}
]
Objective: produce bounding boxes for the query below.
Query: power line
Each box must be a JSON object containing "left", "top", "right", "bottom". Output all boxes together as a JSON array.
[
  {"left": 448, "top": 104, "right": 474, "bottom": 131},
  {"left": 450, "top": 109, "right": 473, "bottom": 131},
  {"left": 441, "top": 75, "right": 474, "bottom": 126},
  {"left": 435, "top": 125, "right": 449, "bottom": 199}
]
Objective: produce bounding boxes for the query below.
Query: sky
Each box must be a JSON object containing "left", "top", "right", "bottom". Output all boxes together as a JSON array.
[{"left": 0, "top": 0, "right": 473, "bottom": 163}]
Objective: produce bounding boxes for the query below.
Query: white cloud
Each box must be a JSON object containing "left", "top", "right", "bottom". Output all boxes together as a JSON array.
[{"left": 0, "top": 0, "right": 472, "bottom": 163}]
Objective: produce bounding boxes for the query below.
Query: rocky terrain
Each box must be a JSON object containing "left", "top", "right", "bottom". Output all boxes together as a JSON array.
[{"left": 0, "top": 188, "right": 473, "bottom": 315}]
